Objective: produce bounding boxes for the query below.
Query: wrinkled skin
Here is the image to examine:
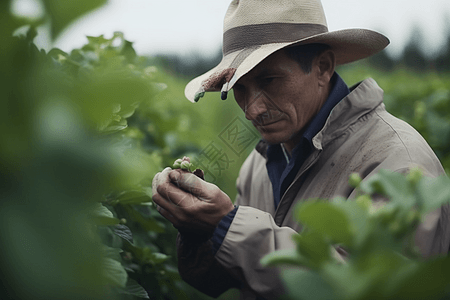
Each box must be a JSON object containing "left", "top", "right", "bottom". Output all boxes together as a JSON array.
[{"left": 233, "top": 48, "right": 335, "bottom": 153}]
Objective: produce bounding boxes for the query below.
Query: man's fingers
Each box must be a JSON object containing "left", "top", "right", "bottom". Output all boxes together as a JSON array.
[
  {"left": 156, "top": 205, "right": 178, "bottom": 226},
  {"left": 152, "top": 173, "right": 160, "bottom": 197},
  {"left": 152, "top": 167, "right": 172, "bottom": 197},
  {"left": 169, "top": 170, "right": 216, "bottom": 199},
  {"left": 153, "top": 192, "right": 197, "bottom": 229},
  {"left": 156, "top": 181, "right": 198, "bottom": 208},
  {"left": 152, "top": 193, "right": 180, "bottom": 223}
]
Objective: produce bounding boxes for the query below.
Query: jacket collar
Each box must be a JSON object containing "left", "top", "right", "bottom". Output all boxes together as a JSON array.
[{"left": 312, "top": 78, "right": 384, "bottom": 150}]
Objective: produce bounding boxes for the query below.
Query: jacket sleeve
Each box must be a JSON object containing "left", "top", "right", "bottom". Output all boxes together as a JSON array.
[
  {"left": 213, "top": 205, "right": 298, "bottom": 299},
  {"left": 176, "top": 173, "right": 301, "bottom": 299},
  {"left": 176, "top": 232, "right": 240, "bottom": 298},
  {"left": 206, "top": 154, "right": 310, "bottom": 299}
]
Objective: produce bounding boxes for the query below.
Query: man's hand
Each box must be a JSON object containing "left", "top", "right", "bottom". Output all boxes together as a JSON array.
[{"left": 152, "top": 168, "right": 235, "bottom": 234}]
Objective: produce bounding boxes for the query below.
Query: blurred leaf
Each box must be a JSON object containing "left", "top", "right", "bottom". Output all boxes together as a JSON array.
[
  {"left": 127, "top": 245, "right": 169, "bottom": 266},
  {"left": 103, "top": 257, "right": 128, "bottom": 288},
  {"left": 359, "top": 170, "right": 411, "bottom": 203},
  {"left": 90, "top": 203, "right": 121, "bottom": 225},
  {"left": 102, "top": 245, "right": 122, "bottom": 261},
  {"left": 123, "top": 205, "right": 165, "bottom": 233},
  {"left": 293, "top": 229, "right": 331, "bottom": 269},
  {"left": 92, "top": 202, "right": 114, "bottom": 218},
  {"left": 115, "top": 190, "right": 152, "bottom": 205},
  {"left": 151, "top": 253, "right": 170, "bottom": 264},
  {"left": 112, "top": 224, "right": 134, "bottom": 244},
  {"left": 281, "top": 269, "right": 336, "bottom": 300},
  {"left": 94, "top": 216, "right": 121, "bottom": 226},
  {"left": 417, "top": 175, "right": 450, "bottom": 212},
  {"left": 387, "top": 257, "right": 450, "bottom": 299},
  {"left": 121, "top": 278, "right": 149, "bottom": 299},
  {"left": 324, "top": 251, "right": 407, "bottom": 300},
  {"left": 260, "top": 248, "right": 305, "bottom": 267},
  {"left": 296, "top": 201, "right": 354, "bottom": 247}
]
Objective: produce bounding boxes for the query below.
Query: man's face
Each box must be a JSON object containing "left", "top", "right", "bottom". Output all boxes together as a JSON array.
[{"left": 232, "top": 49, "right": 329, "bottom": 151}]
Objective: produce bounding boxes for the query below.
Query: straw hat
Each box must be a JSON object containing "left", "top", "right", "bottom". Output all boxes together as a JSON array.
[{"left": 184, "top": 0, "right": 389, "bottom": 103}]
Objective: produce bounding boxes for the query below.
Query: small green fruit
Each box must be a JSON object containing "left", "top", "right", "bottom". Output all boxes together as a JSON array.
[
  {"left": 407, "top": 167, "right": 423, "bottom": 185},
  {"left": 349, "top": 173, "right": 362, "bottom": 188},
  {"left": 356, "top": 194, "right": 372, "bottom": 212},
  {"left": 181, "top": 161, "right": 191, "bottom": 170}
]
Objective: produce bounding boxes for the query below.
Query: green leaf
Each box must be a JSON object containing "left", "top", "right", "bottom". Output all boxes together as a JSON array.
[
  {"left": 417, "top": 175, "right": 450, "bottom": 212},
  {"left": 129, "top": 246, "right": 170, "bottom": 266},
  {"left": 121, "top": 205, "right": 165, "bottom": 233},
  {"left": 90, "top": 202, "right": 121, "bottom": 225},
  {"left": 121, "top": 278, "right": 149, "bottom": 299},
  {"left": 102, "top": 245, "right": 122, "bottom": 261},
  {"left": 121, "top": 40, "right": 137, "bottom": 62},
  {"left": 294, "top": 230, "right": 331, "bottom": 269},
  {"left": 48, "top": 47, "right": 69, "bottom": 59},
  {"left": 86, "top": 35, "right": 110, "bottom": 47},
  {"left": 93, "top": 215, "right": 121, "bottom": 226},
  {"left": 388, "top": 257, "right": 450, "bottom": 300},
  {"left": 261, "top": 248, "right": 305, "bottom": 267},
  {"left": 103, "top": 257, "right": 128, "bottom": 288},
  {"left": 361, "top": 170, "right": 412, "bottom": 204},
  {"left": 281, "top": 268, "right": 336, "bottom": 300},
  {"left": 296, "top": 201, "right": 353, "bottom": 247},
  {"left": 323, "top": 251, "right": 407, "bottom": 300},
  {"left": 91, "top": 202, "right": 114, "bottom": 218},
  {"left": 119, "top": 104, "right": 138, "bottom": 119},
  {"left": 42, "top": 0, "right": 108, "bottom": 39},
  {"left": 115, "top": 190, "right": 152, "bottom": 205},
  {"left": 112, "top": 224, "right": 133, "bottom": 244},
  {"left": 151, "top": 252, "right": 170, "bottom": 264}
]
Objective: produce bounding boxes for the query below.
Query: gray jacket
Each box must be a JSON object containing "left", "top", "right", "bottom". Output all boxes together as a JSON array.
[{"left": 177, "top": 78, "right": 450, "bottom": 299}]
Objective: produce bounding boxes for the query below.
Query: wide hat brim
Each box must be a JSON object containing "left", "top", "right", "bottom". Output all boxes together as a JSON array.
[{"left": 185, "top": 28, "right": 389, "bottom": 103}]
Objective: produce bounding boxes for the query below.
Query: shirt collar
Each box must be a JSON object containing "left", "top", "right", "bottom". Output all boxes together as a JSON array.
[{"left": 302, "top": 72, "right": 350, "bottom": 144}]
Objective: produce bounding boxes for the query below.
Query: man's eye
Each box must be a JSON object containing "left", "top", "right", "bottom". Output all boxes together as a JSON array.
[{"left": 261, "top": 77, "right": 274, "bottom": 86}]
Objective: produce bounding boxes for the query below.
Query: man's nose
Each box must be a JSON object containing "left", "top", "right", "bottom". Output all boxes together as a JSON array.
[{"left": 243, "top": 90, "right": 268, "bottom": 121}]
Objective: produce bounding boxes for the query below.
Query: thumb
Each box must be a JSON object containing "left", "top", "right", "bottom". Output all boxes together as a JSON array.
[{"left": 169, "top": 170, "right": 215, "bottom": 199}]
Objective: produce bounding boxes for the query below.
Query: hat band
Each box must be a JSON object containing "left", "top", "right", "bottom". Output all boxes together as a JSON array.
[{"left": 223, "top": 23, "right": 328, "bottom": 55}]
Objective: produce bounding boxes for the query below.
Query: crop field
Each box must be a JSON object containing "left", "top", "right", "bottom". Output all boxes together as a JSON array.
[{"left": 2, "top": 1, "right": 450, "bottom": 299}]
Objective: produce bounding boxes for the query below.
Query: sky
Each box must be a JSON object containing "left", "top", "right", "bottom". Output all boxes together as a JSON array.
[{"left": 22, "top": 0, "right": 450, "bottom": 59}]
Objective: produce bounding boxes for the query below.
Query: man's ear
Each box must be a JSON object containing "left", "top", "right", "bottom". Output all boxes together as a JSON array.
[{"left": 316, "top": 50, "right": 336, "bottom": 86}]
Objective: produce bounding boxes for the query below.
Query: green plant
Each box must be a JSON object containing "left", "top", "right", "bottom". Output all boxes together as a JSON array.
[
  {"left": 262, "top": 169, "right": 450, "bottom": 300},
  {"left": 0, "top": 1, "right": 186, "bottom": 298}
]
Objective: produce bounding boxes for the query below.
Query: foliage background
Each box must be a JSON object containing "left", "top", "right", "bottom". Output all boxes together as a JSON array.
[{"left": 1, "top": 0, "right": 450, "bottom": 299}]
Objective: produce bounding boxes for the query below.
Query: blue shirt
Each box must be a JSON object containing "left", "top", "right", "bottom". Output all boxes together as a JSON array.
[{"left": 210, "top": 72, "right": 349, "bottom": 255}]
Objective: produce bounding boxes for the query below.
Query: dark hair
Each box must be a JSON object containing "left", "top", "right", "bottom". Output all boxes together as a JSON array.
[{"left": 285, "top": 43, "right": 331, "bottom": 73}]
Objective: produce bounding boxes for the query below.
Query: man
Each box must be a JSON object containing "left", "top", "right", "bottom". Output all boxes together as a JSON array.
[{"left": 152, "top": 0, "right": 450, "bottom": 299}]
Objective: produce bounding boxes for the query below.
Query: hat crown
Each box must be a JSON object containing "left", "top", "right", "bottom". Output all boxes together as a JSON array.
[{"left": 224, "top": 0, "right": 328, "bottom": 32}]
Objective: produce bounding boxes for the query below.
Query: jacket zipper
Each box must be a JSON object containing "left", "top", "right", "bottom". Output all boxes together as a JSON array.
[{"left": 274, "top": 149, "right": 322, "bottom": 225}]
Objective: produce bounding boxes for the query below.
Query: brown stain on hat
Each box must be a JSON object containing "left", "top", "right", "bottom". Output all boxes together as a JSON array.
[{"left": 201, "top": 68, "right": 237, "bottom": 91}]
